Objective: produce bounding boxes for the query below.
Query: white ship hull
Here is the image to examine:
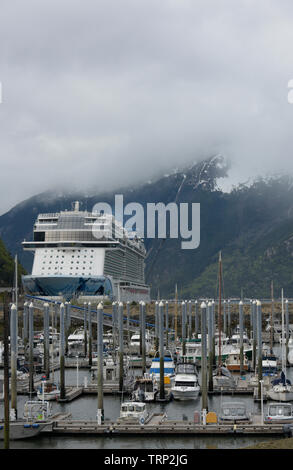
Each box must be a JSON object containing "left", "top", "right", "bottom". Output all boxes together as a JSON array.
[{"left": 171, "top": 387, "right": 200, "bottom": 400}]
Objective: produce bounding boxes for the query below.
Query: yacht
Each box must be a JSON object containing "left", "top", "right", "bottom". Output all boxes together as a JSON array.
[
  {"left": 171, "top": 362, "right": 200, "bottom": 400},
  {"left": 129, "top": 330, "right": 153, "bottom": 355},
  {"left": 21, "top": 201, "right": 150, "bottom": 303}
]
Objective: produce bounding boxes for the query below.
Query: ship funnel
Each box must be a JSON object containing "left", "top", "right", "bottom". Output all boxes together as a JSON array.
[{"left": 73, "top": 201, "right": 80, "bottom": 212}]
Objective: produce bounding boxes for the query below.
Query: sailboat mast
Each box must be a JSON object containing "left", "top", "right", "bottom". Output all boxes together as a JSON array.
[
  {"left": 218, "top": 252, "right": 222, "bottom": 370},
  {"left": 270, "top": 281, "right": 274, "bottom": 353}
]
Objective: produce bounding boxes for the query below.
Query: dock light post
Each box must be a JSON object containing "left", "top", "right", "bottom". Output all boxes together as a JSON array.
[
  {"left": 97, "top": 303, "right": 104, "bottom": 423},
  {"left": 159, "top": 301, "right": 165, "bottom": 400},
  {"left": 201, "top": 302, "right": 208, "bottom": 412},
  {"left": 29, "top": 302, "right": 34, "bottom": 395},
  {"left": 10, "top": 304, "right": 17, "bottom": 420}
]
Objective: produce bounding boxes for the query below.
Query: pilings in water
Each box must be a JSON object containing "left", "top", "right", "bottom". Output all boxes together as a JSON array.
[
  {"left": 65, "top": 302, "right": 69, "bottom": 356},
  {"left": 257, "top": 300, "right": 263, "bottom": 400},
  {"left": 97, "top": 303, "right": 104, "bottom": 423},
  {"left": 155, "top": 301, "right": 159, "bottom": 353},
  {"left": 188, "top": 300, "right": 192, "bottom": 340},
  {"left": 139, "top": 301, "right": 143, "bottom": 356},
  {"left": 194, "top": 300, "right": 199, "bottom": 337},
  {"left": 118, "top": 302, "right": 124, "bottom": 392},
  {"left": 43, "top": 302, "right": 50, "bottom": 378},
  {"left": 88, "top": 302, "right": 92, "bottom": 367},
  {"left": 208, "top": 301, "right": 213, "bottom": 392},
  {"left": 141, "top": 301, "right": 146, "bottom": 375},
  {"left": 126, "top": 301, "right": 130, "bottom": 346},
  {"left": 239, "top": 300, "right": 244, "bottom": 376},
  {"left": 3, "top": 294, "right": 10, "bottom": 449},
  {"left": 60, "top": 303, "right": 66, "bottom": 400},
  {"left": 165, "top": 301, "right": 169, "bottom": 349},
  {"left": 223, "top": 300, "right": 227, "bottom": 337},
  {"left": 201, "top": 302, "right": 208, "bottom": 411},
  {"left": 83, "top": 302, "right": 87, "bottom": 357},
  {"left": 112, "top": 301, "right": 117, "bottom": 352},
  {"left": 159, "top": 301, "right": 165, "bottom": 400},
  {"left": 286, "top": 299, "right": 289, "bottom": 365},
  {"left": 181, "top": 301, "right": 186, "bottom": 356},
  {"left": 252, "top": 300, "right": 257, "bottom": 371},
  {"left": 211, "top": 300, "right": 216, "bottom": 366},
  {"left": 227, "top": 299, "right": 231, "bottom": 337},
  {"left": 10, "top": 304, "right": 17, "bottom": 419},
  {"left": 29, "top": 302, "right": 34, "bottom": 394},
  {"left": 23, "top": 301, "right": 28, "bottom": 351}
]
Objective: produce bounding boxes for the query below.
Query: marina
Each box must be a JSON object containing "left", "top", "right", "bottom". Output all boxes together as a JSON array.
[{"left": 2, "top": 206, "right": 293, "bottom": 450}]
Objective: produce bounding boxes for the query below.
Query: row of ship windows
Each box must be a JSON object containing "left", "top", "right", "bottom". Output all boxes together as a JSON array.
[
  {"left": 44, "top": 249, "right": 95, "bottom": 252},
  {"left": 41, "top": 267, "right": 92, "bottom": 273},
  {"left": 43, "top": 255, "right": 93, "bottom": 263},
  {"left": 42, "top": 261, "right": 93, "bottom": 264}
]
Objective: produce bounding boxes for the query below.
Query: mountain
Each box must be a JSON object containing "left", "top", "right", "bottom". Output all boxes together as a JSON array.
[
  {"left": 1, "top": 155, "right": 293, "bottom": 298},
  {"left": 0, "top": 237, "right": 26, "bottom": 287}
]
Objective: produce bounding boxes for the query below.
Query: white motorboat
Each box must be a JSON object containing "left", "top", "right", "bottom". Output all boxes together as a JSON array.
[
  {"left": 37, "top": 379, "right": 60, "bottom": 401},
  {"left": 118, "top": 401, "right": 149, "bottom": 424},
  {"left": 171, "top": 362, "right": 200, "bottom": 400},
  {"left": 132, "top": 375, "right": 158, "bottom": 402},
  {"left": 265, "top": 402, "right": 293, "bottom": 423}
]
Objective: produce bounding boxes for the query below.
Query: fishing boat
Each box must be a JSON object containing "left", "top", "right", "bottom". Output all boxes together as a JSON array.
[
  {"left": 37, "top": 378, "right": 60, "bottom": 401},
  {"left": 129, "top": 330, "right": 152, "bottom": 355},
  {"left": 132, "top": 375, "right": 158, "bottom": 402},
  {"left": 118, "top": 401, "right": 150, "bottom": 424},
  {"left": 224, "top": 347, "right": 250, "bottom": 372},
  {"left": 170, "top": 362, "right": 200, "bottom": 400},
  {"left": 218, "top": 401, "right": 251, "bottom": 423},
  {"left": 264, "top": 402, "right": 293, "bottom": 424},
  {"left": 0, "top": 400, "right": 52, "bottom": 440}
]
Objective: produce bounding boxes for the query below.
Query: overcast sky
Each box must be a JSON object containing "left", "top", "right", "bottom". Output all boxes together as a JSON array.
[{"left": 1, "top": 0, "right": 293, "bottom": 214}]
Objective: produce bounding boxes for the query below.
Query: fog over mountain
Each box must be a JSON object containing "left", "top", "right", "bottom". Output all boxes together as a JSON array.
[{"left": 1, "top": 0, "right": 293, "bottom": 214}]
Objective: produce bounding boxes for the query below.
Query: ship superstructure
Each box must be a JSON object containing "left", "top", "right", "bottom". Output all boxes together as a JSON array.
[{"left": 22, "top": 202, "right": 150, "bottom": 302}]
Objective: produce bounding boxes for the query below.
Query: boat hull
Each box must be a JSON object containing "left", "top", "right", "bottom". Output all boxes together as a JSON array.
[
  {"left": 171, "top": 388, "right": 200, "bottom": 400},
  {"left": 0, "top": 422, "right": 47, "bottom": 440},
  {"left": 267, "top": 390, "right": 293, "bottom": 402}
]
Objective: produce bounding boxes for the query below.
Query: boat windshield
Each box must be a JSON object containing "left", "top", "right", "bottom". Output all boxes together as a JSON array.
[
  {"left": 176, "top": 364, "right": 196, "bottom": 374},
  {"left": 175, "top": 381, "right": 195, "bottom": 387},
  {"left": 223, "top": 407, "right": 245, "bottom": 416},
  {"left": 269, "top": 405, "right": 292, "bottom": 416}
]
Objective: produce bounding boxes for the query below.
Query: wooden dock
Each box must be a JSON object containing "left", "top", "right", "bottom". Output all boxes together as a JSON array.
[{"left": 49, "top": 417, "right": 287, "bottom": 436}]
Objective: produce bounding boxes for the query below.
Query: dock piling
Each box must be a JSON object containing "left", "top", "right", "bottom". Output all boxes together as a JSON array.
[{"left": 201, "top": 302, "right": 208, "bottom": 411}]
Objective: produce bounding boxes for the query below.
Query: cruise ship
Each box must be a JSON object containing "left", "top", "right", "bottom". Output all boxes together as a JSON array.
[{"left": 21, "top": 201, "right": 150, "bottom": 303}]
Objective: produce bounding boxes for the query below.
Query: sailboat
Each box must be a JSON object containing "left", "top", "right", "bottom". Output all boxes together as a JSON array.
[{"left": 267, "top": 289, "right": 293, "bottom": 402}]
